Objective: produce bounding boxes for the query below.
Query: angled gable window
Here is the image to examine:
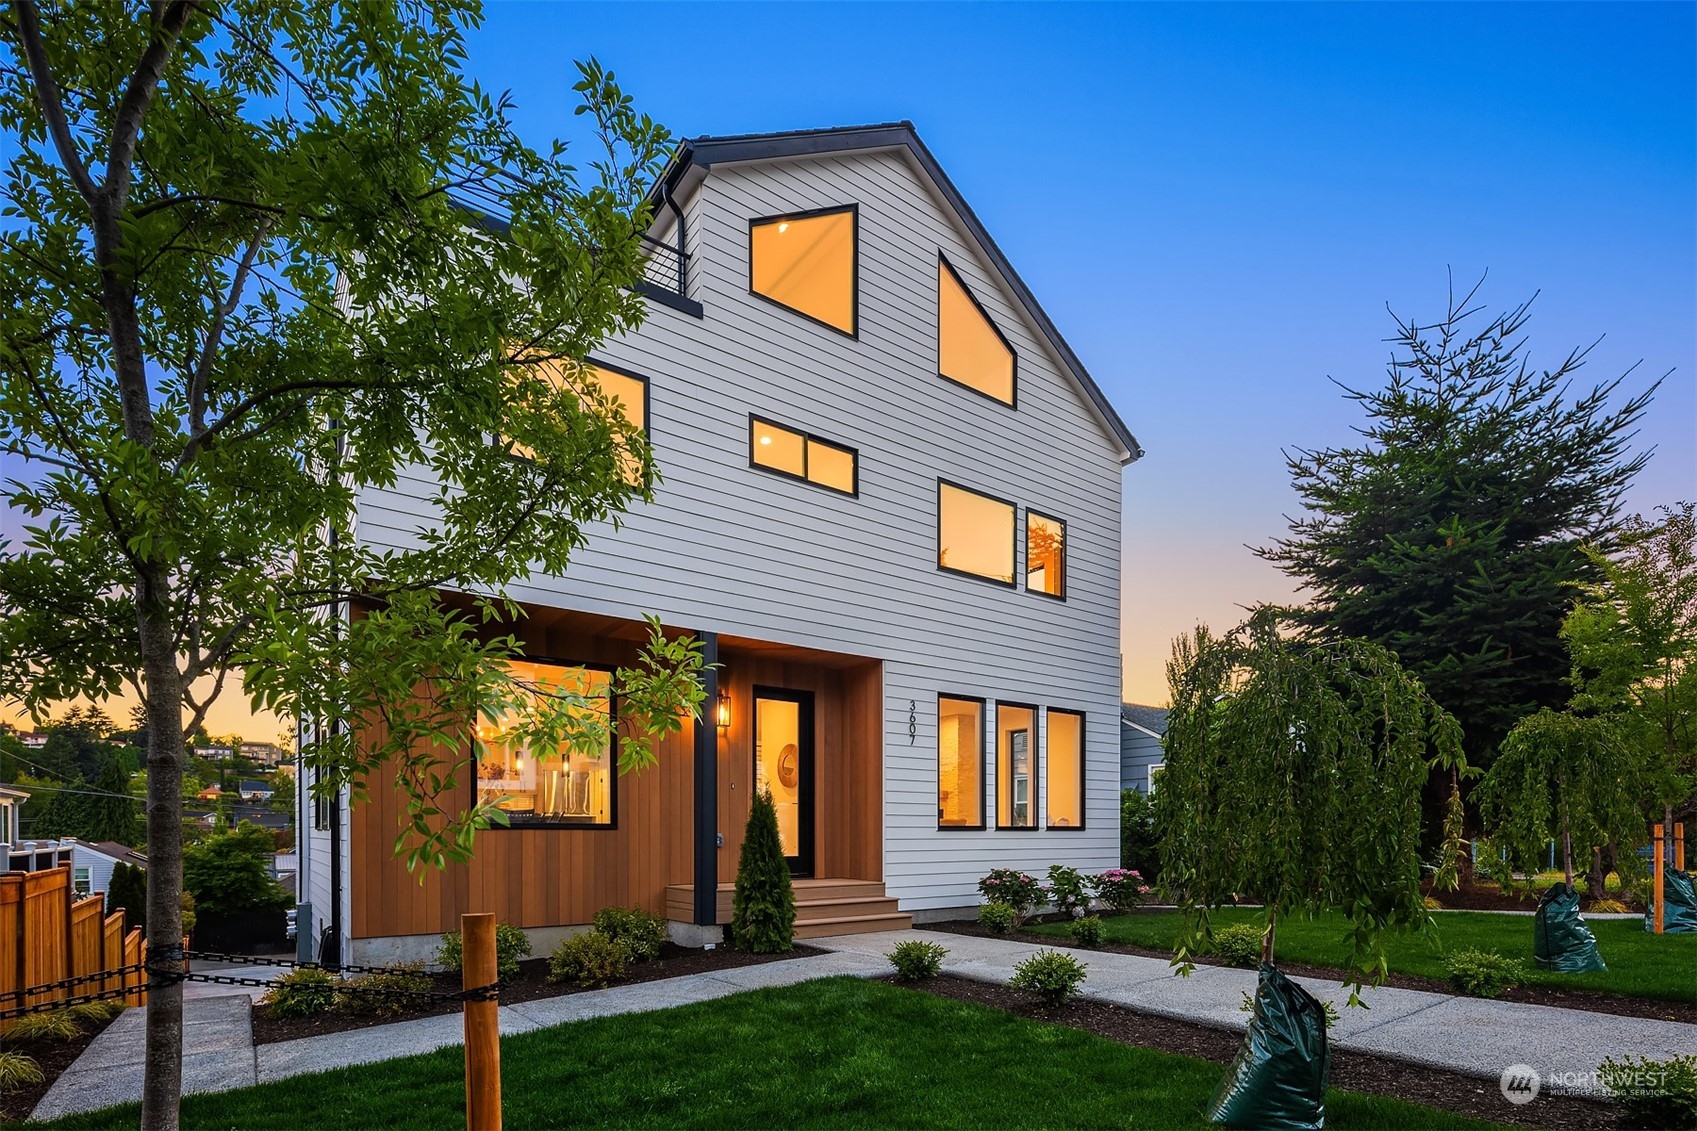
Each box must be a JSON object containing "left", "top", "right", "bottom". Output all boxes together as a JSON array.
[
  {"left": 750, "top": 416, "right": 859, "bottom": 496},
  {"left": 937, "top": 256, "right": 1016, "bottom": 406},
  {"left": 508, "top": 358, "right": 649, "bottom": 475},
  {"left": 749, "top": 206, "right": 858, "bottom": 336}
]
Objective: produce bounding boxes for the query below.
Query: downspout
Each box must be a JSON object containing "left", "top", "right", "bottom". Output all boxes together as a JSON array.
[{"left": 659, "top": 177, "right": 688, "bottom": 296}]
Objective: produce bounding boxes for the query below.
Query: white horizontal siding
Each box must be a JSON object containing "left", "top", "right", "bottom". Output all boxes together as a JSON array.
[{"left": 357, "top": 147, "right": 1128, "bottom": 912}]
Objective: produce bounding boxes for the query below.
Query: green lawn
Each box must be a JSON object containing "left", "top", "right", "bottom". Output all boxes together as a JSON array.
[
  {"left": 34, "top": 978, "right": 1506, "bottom": 1130},
  {"left": 1028, "top": 907, "right": 1697, "bottom": 1003}
]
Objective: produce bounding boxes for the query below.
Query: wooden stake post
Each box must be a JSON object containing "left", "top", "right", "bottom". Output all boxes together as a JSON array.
[
  {"left": 463, "top": 913, "right": 501, "bottom": 1131},
  {"left": 1678, "top": 822, "right": 1686, "bottom": 872},
  {"left": 1653, "top": 824, "right": 1665, "bottom": 936}
]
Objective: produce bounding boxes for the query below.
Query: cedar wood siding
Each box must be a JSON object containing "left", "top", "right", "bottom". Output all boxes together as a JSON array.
[{"left": 349, "top": 145, "right": 1126, "bottom": 916}]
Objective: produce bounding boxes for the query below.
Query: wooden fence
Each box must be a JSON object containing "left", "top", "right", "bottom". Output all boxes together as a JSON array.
[{"left": 0, "top": 865, "right": 144, "bottom": 1030}]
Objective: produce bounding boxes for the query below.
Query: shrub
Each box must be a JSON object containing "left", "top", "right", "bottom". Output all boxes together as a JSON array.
[
  {"left": 731, "top": 789, "right": 796, "bottom": 953},
  {"left": 106, "top": 861, "right": 147, "bottom": 933},
  {"left": 1444, "top": 949, "right": 1524, "bottom": 999},
  {"left": 0, "top": 1049, "right": 44, "bottom": 1091},
  {"left": 261, "top": 967, "right": 339, "bottom": 1018},
  {"left": 1207, "top": 923, "right": 1265, "bottom": 968},
  {"left": 1091, "top": 868, "right": 1151, "bottom": 911},
  {"left": 437, "top": 922, "right": 533, "bottom": 982},
  {"left": 1047, "top": 865, "right": 1091, "bottom": 918},
  {"left": 887, "top": 940, "right": 947, "bottom": 981},
  {"left": 978, "top": 901, "right": 1017, "bottom": 934},
  {"left": 592, "top": 906, "right": 667, "bottom": 963},
  {"left": 1120, "top": 788, "right": 1161, "bottom": 881},
  {"left": 1422, "top": 896, "right": 1444, "bottom": 910},
  {"left": 1589, "top": 898, "right": 1630, "bottom": 915},
  {"left": 1068, "top": 915, "right": 1105, "bottom": 947},
  {"left": 5, "top": 1010, "right": 81, "bottom": 1042},
  {"left": 338, "top": 962, "right": 432, "bottom": 1017},
  {"left": 1602, "top": 1054, "right": 1697, "bottom": 1131},
  {"left": 976, "top": 869, "right": 1046, "bottom": 925},
  {"left": 549, "top": 931, "right": 629, "bottom": 987},
  {"left": 183, "top": 821, "right": 292, "bottom": 917},
  {"left": 65, "top": 999, "right": 125, "bottom": 1024},
  {"left": 1009, "top": 949, "right": 1088, "bottom": 1006}
]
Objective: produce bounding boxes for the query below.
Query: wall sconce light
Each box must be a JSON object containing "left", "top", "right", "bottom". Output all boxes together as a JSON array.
[{"left": 715, "top": 691, "right": 731, "bottom": 731}]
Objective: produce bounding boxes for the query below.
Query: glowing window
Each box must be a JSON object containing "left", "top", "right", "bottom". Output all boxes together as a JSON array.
[
  {"left": 938, "top": 257, "right": 1015, "bottom": 406},
  {"left": 476, "top": 660, "right": 615, "bottom": 829},
  {"left": 1046, "top": 709, "right": 1084, "bottom": 829},
  {"left": 750, "top": 416, "right": 858, "bottom": 496},
  {"left": 749, "top": 206, "right": 857, "bottom": 335},
  {"left": 938, "top": 481, "right": 1015, "bottom": 585},
  {"left": 938, "top": 696, "right": 985, "bottom": 829},
  {"left": 1026, "top": 512, "right": 1066, "bottom": 598},
  {"left": 510, "top": 359, "right": 648, "bottom": 479},
  {"left": 996, "top": 703, "right": 1037, "bottom": 829}
]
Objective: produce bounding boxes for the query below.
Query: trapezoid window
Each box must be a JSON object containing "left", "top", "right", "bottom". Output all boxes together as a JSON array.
[
  {"left": 938, "top": 256, "right": 1015, "bottom": 406},
  {"left": 750, "top": 416, "right": 858, "bottom": 496},
  {"left": 749, "top": 206, "right": 858, "bottom": 335},
  {"left": 938, "top": 480, "right": 1016, "bottom": 586}
]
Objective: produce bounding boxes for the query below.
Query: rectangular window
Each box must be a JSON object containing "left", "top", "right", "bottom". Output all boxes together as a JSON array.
[
  {"left": 996, "top": 703, "right": 1037, "bottom": 829},
  {"left": 938, "top": 256, "right": 1016, "bottom": 406},
  {"left": 1026, "top": 511, "right": 1066, "bottom": 598},
  {"left": 1046, "top": 709, "right": 1084, "bottom": 829},
  {"left": 938, "top": 481, "right": 1015, "bottom": 586},
  {"left": 938, "top": 696, "right": 985, "bottom": 829},
  {"left": 476, "top": 659, "right": 616, "bottom": 828},
  {"left": 510, "top": 358, "right": 649, "bottom": 481},
  {"left": 73, "top": 867, "right": 91, "bottom": 897},
  {"left": 749, "top": 205, "right": 857, "bottom": 335},
  {"left": 749, "top": 416, "right": 858, "bottom": 496}
]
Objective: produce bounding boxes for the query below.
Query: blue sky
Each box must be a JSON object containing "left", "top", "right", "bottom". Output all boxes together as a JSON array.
[{"left": 465, "top": 1, "right": 1694, "bottom": 702}]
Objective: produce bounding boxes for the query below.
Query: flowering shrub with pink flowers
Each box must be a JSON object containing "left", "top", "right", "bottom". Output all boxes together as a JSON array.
[
  {"left": 977, "top": 869, "right": 1047, "bottom": 923},
  {"left": 1091, "top": 868, "right": 1151, "bottom": 911}
]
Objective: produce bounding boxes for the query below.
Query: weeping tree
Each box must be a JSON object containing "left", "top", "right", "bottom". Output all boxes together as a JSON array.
[
  {"left": 1478, "top": 710, "right": 1646, "bottom": 892},
  {"left": 1159, "top": 608, "right": 1468, "bottom": 994}
]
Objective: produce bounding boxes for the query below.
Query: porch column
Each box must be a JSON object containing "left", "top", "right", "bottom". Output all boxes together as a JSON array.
[{"left": 692, "top": 631, "right": 719, "bottom": 926}]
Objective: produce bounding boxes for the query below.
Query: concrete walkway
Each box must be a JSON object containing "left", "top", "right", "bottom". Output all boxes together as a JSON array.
[{"left": 36, "top": 931, "right": 1695, "bottom": 1120}]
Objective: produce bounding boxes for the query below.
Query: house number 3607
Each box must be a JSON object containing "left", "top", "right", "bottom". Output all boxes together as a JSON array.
[{"left": 908, "top": 700, "right": 917, "bottom": 745}]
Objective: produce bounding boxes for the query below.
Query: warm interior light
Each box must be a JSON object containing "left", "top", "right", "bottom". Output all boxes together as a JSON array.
[
  {"left": 777, "top": 222, "right": 790, "bottom": 233},
  {"left": 759, "top": 435, "right": 771, "bottom": 445},
  {"left": 715, "top": 691, "right": 731, "bottom": 730},
  {"left": 515, "top": 757, "right": 524, "bottom": 772}
]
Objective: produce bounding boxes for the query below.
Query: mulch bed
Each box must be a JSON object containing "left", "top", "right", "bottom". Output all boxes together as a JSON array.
[
  {"left": 1429, "top": 882, "right": 1643, "bottom": 915},
  {"left": 922, "top": 918, "right": 1695, "bottom": 1025},
  {"left": 896, "top": 974, "right": 1618, "bottom": 1131},
  {"left": 1, "top": 1009, "right": 124, "bottom": 1123},
  {"left": 252, "top": 941, "right": 825, "bottom": 1045}
]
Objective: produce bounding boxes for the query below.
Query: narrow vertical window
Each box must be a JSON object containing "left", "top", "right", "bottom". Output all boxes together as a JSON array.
[
  {"left": 938, "top": 696, "right": 985, "bottom": 828},
  {"left": 1026, "top": 511, "right": 1066, "bottom": 598},
  {"left": 1046, "top": 709, "right": 1084, "bottom": 829},
  {"left": 937, "top": 256, "right": 1016, "bottom": 406},
  {"left": 996, "top": 703, "right": 1037, "bottom": 829},
  {"left": 749, "top": 206, "right": 858, "bottom": 335}
]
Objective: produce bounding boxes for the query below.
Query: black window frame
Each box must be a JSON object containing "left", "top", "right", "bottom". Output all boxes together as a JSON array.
[
  {"left": 748, "top": 414, "right": 860, "bottom": 497},
  {"left": 936, "top": 478, "right": 1018, "bottom": 589},
  {"left": 995, "top": 700, "right": 1040, "bottom": 831},
  {"left": 747, "top": 203, "right": 861, "bottom": 339},
  {"left": 936, "top": 252, "right": 1019, "bottom": 410},
  {"left": 1025, "top": 509, "right": 1068, "bottom": 601},
  {"left": 471, "top": 656, "right": 621, "bottom": 832},
  {"left": 496, "top": 356, "right": 653, "bottom": 463},
  {"left": 1044, "top": 707, "right": 1087, "bottom": 831},
  {"left": 936, "top": 693, "right": 988, "bottom": 831}
]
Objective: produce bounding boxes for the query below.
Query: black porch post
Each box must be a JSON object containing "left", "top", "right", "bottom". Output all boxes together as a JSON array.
[{"left": 692, "top": 631, "right": 720, "bottom": 926}]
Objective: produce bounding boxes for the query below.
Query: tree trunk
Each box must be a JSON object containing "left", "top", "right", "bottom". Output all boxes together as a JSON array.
[
  {"left": 1585, "top": 846, "right": 1606, "bottom": 903},
  {"left": 1562, "top": 824, "right": 1575, "bottom": 892},
  {"left": 139, "top": 575, "right": 185, "bottom": 1131},
  {"left": 1260, "top": 906, "right": 1278, "bottom": 967}
]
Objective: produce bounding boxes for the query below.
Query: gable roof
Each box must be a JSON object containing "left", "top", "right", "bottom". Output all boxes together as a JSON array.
[
  {"left": 1120, "top": 703, "right": 1169, "bottom": 738},
  {"left": 653, "top": 123, "right": 1144, "bottom": 465}
]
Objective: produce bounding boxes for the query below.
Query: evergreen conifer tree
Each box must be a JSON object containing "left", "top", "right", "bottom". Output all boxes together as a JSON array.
[{"left": 731, "top": 789, "right": 796, "bottom": 953}]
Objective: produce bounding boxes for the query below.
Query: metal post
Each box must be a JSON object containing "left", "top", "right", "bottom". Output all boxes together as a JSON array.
[
  {"left": 462, "top": 913, "right": 501, "bottom": 1131},
  {"left": 692, "top": 632, "right": 720, "bottom": 928}
]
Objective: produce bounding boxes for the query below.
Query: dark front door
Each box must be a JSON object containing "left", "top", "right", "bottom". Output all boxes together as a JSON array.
[{"left": 753, "top": 687, "right": 815, "bottom": 877}]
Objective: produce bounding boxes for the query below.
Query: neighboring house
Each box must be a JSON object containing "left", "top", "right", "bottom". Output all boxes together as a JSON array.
[
  {"left": 0, "top": 784, "right": 28, "bottom": 845},
  {"left": 238, "top": 780, "right": 273, "bottom": 802},
  {"left": 1120, "top": 704, "right": 1167, "bottom": 794},
  {"left": 241, "top": 743, "right": 288, "bottom": 766},
  {"left": 300, "top": 123, "right": 1143, "bottom": 965},
  {"left": 64, "top": 839, "right": 147, "bottom": 899}
]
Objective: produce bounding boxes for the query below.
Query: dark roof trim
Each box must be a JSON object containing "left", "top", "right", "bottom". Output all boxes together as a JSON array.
[{"left": 654, "top": 123, "right": 1144, "bottom": 464}]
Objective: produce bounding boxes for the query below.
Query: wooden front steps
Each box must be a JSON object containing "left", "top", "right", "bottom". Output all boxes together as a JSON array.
[{"left": 665, "top": 878, "right": 911, "bottom": 938}]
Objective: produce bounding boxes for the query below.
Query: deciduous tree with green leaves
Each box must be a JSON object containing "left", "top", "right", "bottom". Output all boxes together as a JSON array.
[
  {"left": 1158, "top": 608, "right": 1468, "bottom": 996},
  {"left": 0, "top": 4, "right": 700, "bottom": 1127}
]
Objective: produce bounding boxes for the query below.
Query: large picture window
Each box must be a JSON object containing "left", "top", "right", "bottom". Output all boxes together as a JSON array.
[
  {"left": 749, "top": 205, "right": 857, "bottom": 335},
  {"left": 510, "top": 358, "right": 648, "bottom": 479},
  {"left": 750, "top": 416, "right": 858, "bottom": 496},
  {"left": 938, "top": 481, "right": 1016, "bottom": 586},
  {"left": 938, "top": 256, "right": 1016, "bottom": 406},
  {"left": 996, "top": 703, "right": 1037, "bottom": 829},
  {"left": 938, "top": 696, "right": 985, "bottom": 829},
  {"left": 1026, "top": 511, "right": 1066, "bottom": 598},
  {"left": 1046, "top": 709, "right": 1085, "bottom": 829},
  {"left": 476, "top": 660, "right": 615, "bottom": 828}
]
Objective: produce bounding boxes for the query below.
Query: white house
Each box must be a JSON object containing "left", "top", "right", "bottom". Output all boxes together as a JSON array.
[{"left": 299, "top": 123, "right": 1142, "bottom": 964}]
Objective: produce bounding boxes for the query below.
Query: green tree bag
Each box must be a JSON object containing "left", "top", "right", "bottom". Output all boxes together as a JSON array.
[
  {"left": 1645, "top": 869, "right": 1697, "bottom": 934},
  {"left": 1207, "top": 965, "right": 1330, "bottom": 1129},
  {"left": 1534, "top": 884, "right": 1607, "bottom": 971}
]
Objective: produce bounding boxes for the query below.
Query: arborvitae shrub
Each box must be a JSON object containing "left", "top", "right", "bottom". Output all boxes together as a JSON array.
[{"left": 731, "top": 789, "right": 796, "bottom": 953}]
